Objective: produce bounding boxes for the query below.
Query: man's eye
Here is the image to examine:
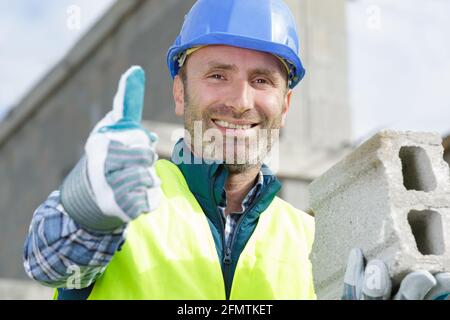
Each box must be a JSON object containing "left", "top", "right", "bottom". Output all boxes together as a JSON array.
[
  {"left": 209, "top": 74, "right": 224, "bottom": 80},
  {"left": 254, "top": 78, "right": 269, "bottom": 85}
]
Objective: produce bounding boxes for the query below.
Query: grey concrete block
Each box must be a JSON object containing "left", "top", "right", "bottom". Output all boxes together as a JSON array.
[{"left": 309, "top": 130, "right": 450, "bottom": 299}]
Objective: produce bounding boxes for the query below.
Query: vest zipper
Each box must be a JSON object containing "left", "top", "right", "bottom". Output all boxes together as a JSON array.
[
  {"left": 210, "top": 169, "right": 275, "bottom": 299},
  {"left": 226, "top": 178, "right": 274, "bottom": 259},
  {"left": 223, "top": 247, "right": 232, "bottom": 264},
  {"left": 209, "top": 173, "right": 231, "bottom": 297},
  {"left": 221, "top": 178, "right": 275, "bottom": 299}
]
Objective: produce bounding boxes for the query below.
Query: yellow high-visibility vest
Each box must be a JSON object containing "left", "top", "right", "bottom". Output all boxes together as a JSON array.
[{"left": 56, "top": 159, "right": 316, "bottom": 299}]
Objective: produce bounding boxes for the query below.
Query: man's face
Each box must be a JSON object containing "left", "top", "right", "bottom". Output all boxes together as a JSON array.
[{"left": 173, "top": 45, "right": 292, "bottom": 173}]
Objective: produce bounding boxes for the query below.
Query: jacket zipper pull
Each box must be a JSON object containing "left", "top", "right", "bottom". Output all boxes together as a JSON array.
[{"left": 223, "top": 247, "right": 232, "bottom": 265}]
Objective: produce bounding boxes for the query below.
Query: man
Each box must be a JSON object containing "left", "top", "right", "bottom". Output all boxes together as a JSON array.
[{"left": 24, "top": 0, "right": 449, "bottom": 300}]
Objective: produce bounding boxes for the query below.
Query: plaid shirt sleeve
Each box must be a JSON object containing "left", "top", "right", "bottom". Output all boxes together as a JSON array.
[{"left": 23, "top": 190, "right": 126, "bottom": 289}]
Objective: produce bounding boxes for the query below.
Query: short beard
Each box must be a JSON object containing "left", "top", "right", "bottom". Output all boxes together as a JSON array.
[{"left": 225, "top": 162, "right": 260, "bottom": 174}]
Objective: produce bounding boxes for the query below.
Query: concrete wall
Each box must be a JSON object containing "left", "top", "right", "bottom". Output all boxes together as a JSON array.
[
  {"left": 278, "top": 0, "right": 352, "bottom": 209},
  {"left": 443, "top": 135, "right": 450, "bottom": 166},
  {"left": 0, "top": 279, "right": 53, "bottom": 300},
  {"left": 284, "top": 0, "right": 351, "bottom": 152}
]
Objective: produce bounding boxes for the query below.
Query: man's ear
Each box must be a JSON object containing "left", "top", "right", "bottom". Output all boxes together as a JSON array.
[
  {"left": 281, "top": 89, "right": 292, "bottom": 127},
  {"left": 173, "top": 75, "right": 185, "bottom": 117}
]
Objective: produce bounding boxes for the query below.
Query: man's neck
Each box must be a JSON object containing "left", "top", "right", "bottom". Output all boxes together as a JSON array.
[
  {"left": 224, "top": 165, "right": 261, "bottom": 216},
  {"left": 183, "top": 141, "right": 262, "bottom": 216}
]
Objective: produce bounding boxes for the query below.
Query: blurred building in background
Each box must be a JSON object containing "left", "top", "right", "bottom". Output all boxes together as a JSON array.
[
  {"left": 0, "top": 0, "right": 448, "bottom": 299},
  {"left": 444, "top": 135, "right": 450, "bottom": 165}
]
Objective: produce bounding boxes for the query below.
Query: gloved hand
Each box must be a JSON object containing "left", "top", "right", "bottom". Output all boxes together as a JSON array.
[
  {"left": 60, "top": 66, "right": 162, "bottom": 231},
  {"left": 342, "top": 248, "right": 450, "bottom": 300}
]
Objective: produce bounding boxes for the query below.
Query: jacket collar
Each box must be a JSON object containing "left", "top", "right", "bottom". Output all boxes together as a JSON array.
[
  {"left": 171, "top": 138, "right": 226, "bottom": 206},
  {"left": 170, "top": 138, "right": 281, "bottom": 228}
]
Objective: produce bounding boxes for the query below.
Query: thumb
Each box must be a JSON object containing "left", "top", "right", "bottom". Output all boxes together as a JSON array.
[
  {"left": 342, "top": 248, "right": 366, "bottom": 300},
  {"left": 111, "top": 66, "right": 146, "bottom": 124}
]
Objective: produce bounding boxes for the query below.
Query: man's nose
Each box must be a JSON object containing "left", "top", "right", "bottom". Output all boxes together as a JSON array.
[{"left": 224, "top": 80, "right": 254, "bottom": 114}]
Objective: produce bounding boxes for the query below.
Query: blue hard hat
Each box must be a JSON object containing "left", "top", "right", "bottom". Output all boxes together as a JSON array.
[{"left": 166, "top": 0, "right": 306, "bottom": 89}]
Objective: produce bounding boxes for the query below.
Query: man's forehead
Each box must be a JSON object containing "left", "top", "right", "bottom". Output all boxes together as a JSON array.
[{"left": 189, "top": 45, "right": 286, "bottom": 73}]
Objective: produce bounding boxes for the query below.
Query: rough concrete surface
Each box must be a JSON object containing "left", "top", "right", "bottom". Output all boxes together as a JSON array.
[
  {"left": 309, "top": 130, "right": 450, "bottom": 299},
  {"left": 0, "top": 278, "right": 53, "bottom": 300}
]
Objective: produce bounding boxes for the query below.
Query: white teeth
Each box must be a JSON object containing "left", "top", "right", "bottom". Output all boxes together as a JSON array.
[{"left": 214, "top": 120, "right": 253, "bottom": 130}]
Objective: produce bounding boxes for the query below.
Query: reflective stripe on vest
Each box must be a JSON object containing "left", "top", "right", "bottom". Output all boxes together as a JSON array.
[{"left": 56, "top": 159, "right": 316, "bottom": 299}]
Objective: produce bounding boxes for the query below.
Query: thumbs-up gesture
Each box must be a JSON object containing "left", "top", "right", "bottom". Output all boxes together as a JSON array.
[{"left": 60, "top": 66, "right": 162, "bottom": 231}]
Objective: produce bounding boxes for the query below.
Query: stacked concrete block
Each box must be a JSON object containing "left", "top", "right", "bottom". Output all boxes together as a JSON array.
[{"left": 309, "top": 130, "right": 450, "bottom": 299}]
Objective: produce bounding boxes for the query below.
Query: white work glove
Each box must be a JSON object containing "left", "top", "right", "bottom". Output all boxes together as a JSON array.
[
  {"left": 60, "top": 66, "right": 161, "bottom": 231},
  {"left": 342, "top": 248, "right": 450, "bottom": 300}
]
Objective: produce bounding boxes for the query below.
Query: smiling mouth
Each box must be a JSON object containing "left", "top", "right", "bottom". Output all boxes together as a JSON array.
[{"left": 211, "top": 119, "right": 259, "bottom": 130}]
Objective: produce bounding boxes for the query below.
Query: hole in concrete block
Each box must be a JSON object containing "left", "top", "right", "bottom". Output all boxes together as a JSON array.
[
  {"left": 408, "top": 210, "right": 445, "bottom": 255},
  {"left": 399, "top": 146, "right": 437, "bottom": 191}
]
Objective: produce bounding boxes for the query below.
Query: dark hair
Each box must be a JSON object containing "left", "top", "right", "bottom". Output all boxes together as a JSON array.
[{"left": 178, "top": 64, "right": 188, "bottom": 83}]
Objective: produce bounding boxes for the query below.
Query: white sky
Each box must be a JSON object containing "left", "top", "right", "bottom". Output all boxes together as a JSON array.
[
  {"left": 347, "top": 0, "right": 450, "bottom": 142},
  {"left": 1, "top": 0, "right": 449, "bottom": 143},
  {"left": 0, "top": 0, "right": 115, "bottom": 119}
]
